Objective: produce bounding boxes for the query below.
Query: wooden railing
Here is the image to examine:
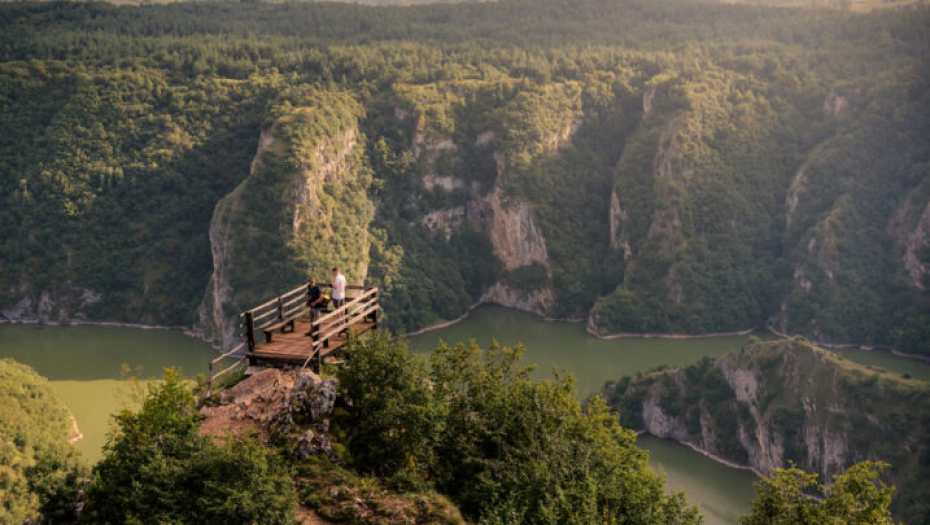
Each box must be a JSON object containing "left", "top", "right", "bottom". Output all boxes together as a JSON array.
[
  {"left": 203, "top": 280, "right": 380, "bottom": 389},
  {"left": 237, "top": 281, "right": 372, "bottom": 352},
  {"left": 299, "top": 286, "right": 379, "bottom": 373},
  {"left": 206, "top": 342, "right": 246, "bottom": 395}
]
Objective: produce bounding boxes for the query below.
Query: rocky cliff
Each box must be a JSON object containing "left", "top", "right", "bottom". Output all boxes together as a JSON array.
[
  {"left": 3, "top": 20, "right": 927, "bottom": 351},
  {"left": 198, "top": 93, "right": 374, "bottom": 348},
  {"left": 398, "top": 84, "right": 577, "bottom": 317},
  {"left": 604, "top": 339, "right": 930, "bottom": 522}
]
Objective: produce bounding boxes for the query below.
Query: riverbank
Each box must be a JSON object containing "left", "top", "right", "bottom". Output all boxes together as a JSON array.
[
  {"left": 765, "top": 326, "right": 929, "bottom": 363},
  {"left": 67, "top": 412, "right": 83, "bottom": 445},
  {"left": 0, "top": 317, "right": 223, "bottom": 351},
  {"left": 635, "top": 430, "right": 763, "bottom": 477},
  {"left": 586, "top": 320, "right": 757, "bottom": 340},
  {"left": 405, "top": 299, "right": 760, "bottom": 342},
  {"left": 403, "top": 304, "right": 481, "bottom": 337}
]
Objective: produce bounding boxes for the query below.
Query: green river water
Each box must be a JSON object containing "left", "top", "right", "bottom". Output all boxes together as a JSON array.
[{"left": 3, "top": 306, "right": 928, "bottom": 525}]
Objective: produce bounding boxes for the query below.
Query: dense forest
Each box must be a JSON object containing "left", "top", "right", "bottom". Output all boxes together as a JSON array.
[
  {"left": 0, "top": 0, "right": 927, "bottom": 354},
  {"left": 0, "top": 358, "right": 82, "bottom": 524},
  {"left": 4, "top": 338, "right": 904, "bottom": 524}
]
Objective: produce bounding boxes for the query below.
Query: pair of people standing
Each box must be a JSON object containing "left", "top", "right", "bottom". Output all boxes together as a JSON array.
[{"left": 307, "top": 267, "right": 347, "bottom": 324}]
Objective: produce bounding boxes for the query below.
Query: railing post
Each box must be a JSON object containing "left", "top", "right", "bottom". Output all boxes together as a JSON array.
[
  {"left": 277, "top": 296, "right": 284, "bottom": 320},
  {"left": 245, "top": 311, "right": 256, "bottom": 352}
]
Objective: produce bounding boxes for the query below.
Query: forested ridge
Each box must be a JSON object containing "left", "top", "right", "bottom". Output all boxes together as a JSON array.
[
  {"left": 604, "top": 339, "right": 930, "bottom": 523},
  {"left": 1, "top": 0, "right": 928, "bottom": 354},
  {"left": 0, "top": 358, "right": 82, "bottom": 524}
]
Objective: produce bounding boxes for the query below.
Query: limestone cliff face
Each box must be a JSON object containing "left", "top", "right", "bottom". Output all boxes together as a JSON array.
[
  {"left": 198, "top": 130, "right": 276, "bottom": 349},
  {"left": 608, "top": 190, "right": 632, "bottom": 261},
  {"left": 0, "top": 282, "right": 102, "bottom": 324},
  {"left": 419, "top": 182, "right": 554, "bottom": 314},
  {"left": 467, "top": 188, "right": 550, "bottom": 273},
  {"left": 888, "top": 186, "right": 930, "bottom": 290},
  {"left": 646, "top": 113, "right": 691, "bottom": 256},
  {"left": 414, "top": 126, "right": 556, "bottom": 315},
  {"left": 479, "top": 282, "right": 555, "bottom": 314},
  {"left": 608, "top": 340, "right": 930, "bottom": 487},
  {"left": 198, "top": 97, "right": 372, "bottom": 349},
  {"left": 468, "top": 189, "right": 554, "bottom": 314}
]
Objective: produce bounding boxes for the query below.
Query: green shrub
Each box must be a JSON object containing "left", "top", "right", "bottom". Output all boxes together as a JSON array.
[
  {"left": 83, "top": 369, "right": 298, "bottom": 524},
  {"left": 337, "top": 336, "right": 701, "bottom": 525}
]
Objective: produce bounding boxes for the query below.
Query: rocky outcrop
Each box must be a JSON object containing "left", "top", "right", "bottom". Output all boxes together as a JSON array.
[
  {"left": 200, "top": 367, "right": 337, "bottom": 459},
  {"left": 479, "top": 282, "right": 554, "bottom": 315},
  {"left": 1, "top": 282, "right": 103, "bottom": 324},
  {"left": 888, "top": 189, "right": 930, "bottom": 290},
  {"left": 468, "top": 189, "right": 550, "bottom": 273},
  {"left": 641, "top": 395, "right": 690, "bottom": 443},
  {"left": 198, "top": 98, "right": 372, "bottom": 350},
  {"left": 545, "top": 117, "right": 582, "bottom": 153},
  {"left": 642, "top": 84, "right": 658, "bottom": 118},
  {"left": 423, "top": 173, "right": 478, "bottom": 194},
  {"left": 475, "top": 130, "right": 495, "bottom": 146},
  {"left": 823, "top": 93, "right": 849, "bottom": 117},
  {"left": 607, "top": 340, "right": 930, "bottom": 491},
  {"left": 420, "top": 206, "right": 466, "bottom": 242},
  {"left": 608, "top": 190, "right": 632, "bottom": 260},
  {"left": 413, "top": 133, "right": 457, "bottom": 159},
  {"left": 420, "top": 187, "right": 554, "bottom": 313},
  {"left": 198, "top": 129, "right": 278, "bottom": 349},
  {"left": 200, "top": 367, "right": 298, "bottom": 441},
  {"left": 647, "top": 114, "right": 691, "bottom": 255}
]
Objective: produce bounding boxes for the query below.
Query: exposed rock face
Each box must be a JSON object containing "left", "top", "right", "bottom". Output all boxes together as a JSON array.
[
  {"left": 419, "top": 187, "right": 555, "bottom": 313},
  {"left": 201, "top": 191, "right": 238, "bottom": 349},
  {"left": 423, "top": 174, "right": 478, "bottom": 194},
  {"left": 888, "top": 192, "right": 930, "bottom": 290},
  {"left": 785, "top": 166, "right": 807, "bottom": 229},
  {"left": 475, "top": 130, "right": 495, "bottom": 146},
  {"left": 291, "top": 127, "right": 357, "bottom": 232},
  {"left": 642, "top": 84, "right": 658, "bottom": 118},
  {"left": 200, "top": 367, "right": 337, "bottom": 462},
  {"left": 823, "top": 93, "right": 849, "bottom": 117},
  {"left": 608, "top": 340, "right": 930, "bottom": 487},
  {"left": 199, "top": 129, "right": 279, "bottom": 349},
  {"left": 479, "top": 282, "right": 555, "bottom": 315},
  {"left": 647, "top": 114, "right": 691, "bottom": 255},
  {"left": 805, "top": 206, "right": 843, "bottom": 282},
  {"left": 608, "top": 190, "right": 632, "bottom": 260},
  {"left": 413, "top": 119, "right": 556, "bottom": 315},
  {"left": 0, "top": 283, "right": 102, "bottom": 323},
  {"left": 545, "top": 117, "right": 583, "bottom": 153},
  {"left": 287, "top": 375, "right": 337, "bottom": 424},
  {"left": 468, "top": 189, "right": 550, "bottom": 273},
  {"left": 641, "top": 395, "right": 690, "bottom": 442},
  {"left": 200, "top": 367, "right": 297, "bottom": 440},
  {"left": 420, "top": 206, "right": 466, "bottom": 242},
  {"left": 413, "top": 133, "right": 457, "bottom": 159}
]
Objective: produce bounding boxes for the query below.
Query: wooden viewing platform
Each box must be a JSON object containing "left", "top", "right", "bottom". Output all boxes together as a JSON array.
[{"left": 207, "top": 281, "right": 379, "bottom": 391}]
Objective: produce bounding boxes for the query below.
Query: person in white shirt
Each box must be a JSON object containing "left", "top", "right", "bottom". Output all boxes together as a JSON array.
[{"left": 331, "top": 267, "right": 346, "bottom": 326}]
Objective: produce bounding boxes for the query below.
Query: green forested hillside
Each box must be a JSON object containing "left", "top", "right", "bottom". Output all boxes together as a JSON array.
[
  {"left": 0, "top": 0, "right": 927, "bottom": 353},
  {"left": 603, "top": 339, "right": 930, "bottom": 523},
  {"left": 0, "top": 358, "right": 80, "bottom": 524}
]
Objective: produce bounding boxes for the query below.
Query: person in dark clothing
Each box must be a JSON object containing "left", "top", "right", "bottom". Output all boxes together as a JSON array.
[{"left": 306, "top": 277, "right": 325, "bottom": 335}]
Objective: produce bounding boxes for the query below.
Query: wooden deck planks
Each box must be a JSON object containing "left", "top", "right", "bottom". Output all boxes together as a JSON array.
[{"left": 246, "top": 319, "right": 374, "bottom": 367}]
